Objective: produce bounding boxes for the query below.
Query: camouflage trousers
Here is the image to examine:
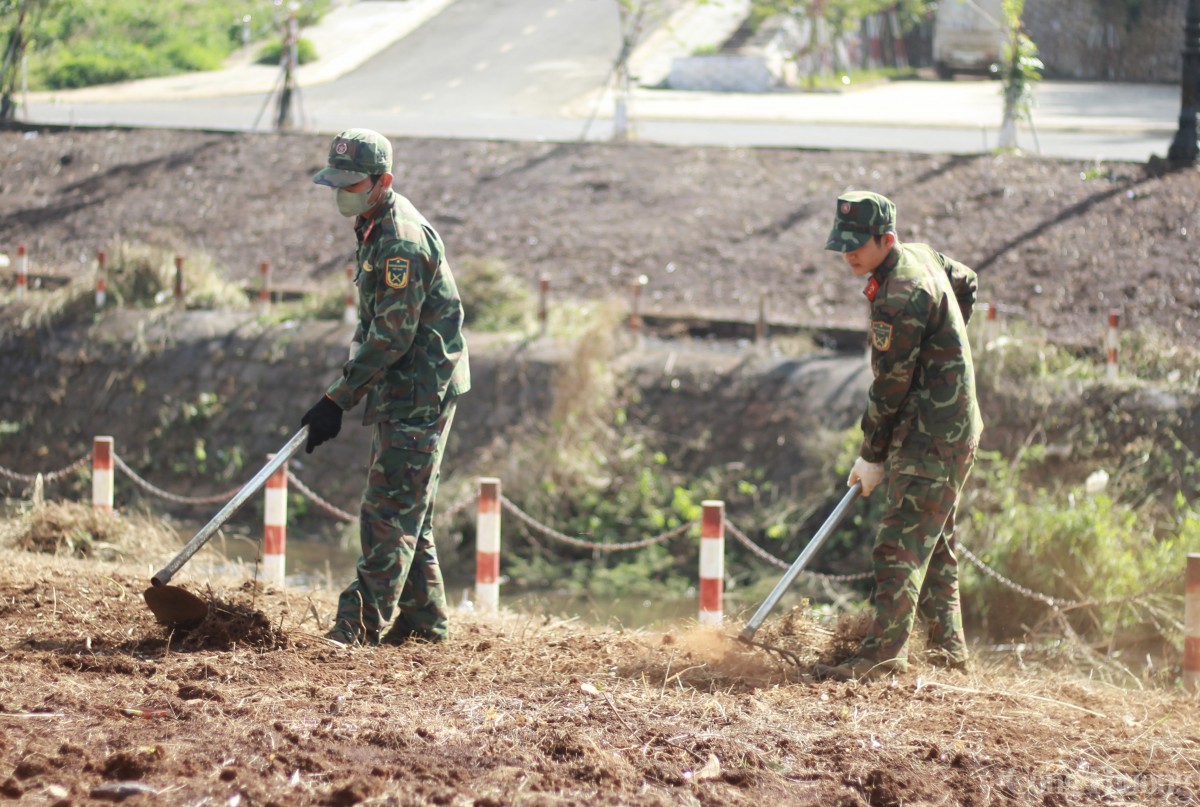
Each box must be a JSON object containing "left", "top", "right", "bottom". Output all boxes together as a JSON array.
[
  {"left": 332, "top": 400, "right": 457, "bottom": 645},
  {"left": 859, "top": 442, "right": 976, "bottom": 666}
]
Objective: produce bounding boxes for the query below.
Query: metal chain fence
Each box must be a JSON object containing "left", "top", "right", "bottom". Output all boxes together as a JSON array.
[
  {"left": 500, "top": 494, "right": 694, "bottom": 551},
  {"left": 113, "top": 455, "right": 242, "bottom": 506},
  {"left": 725, "top": 518, "right": 873, "bottom": 583},
  {"left": 0, "top": 452, "right": 1180, "bottom": 617},
  {"left": 0, "top": 455, "right": 89, "bottom": 484}
]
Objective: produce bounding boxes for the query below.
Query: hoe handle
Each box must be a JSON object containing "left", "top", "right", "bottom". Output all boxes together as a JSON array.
[
  {"left": 150, "top": 427, "right": 309, "bottom": 587},
  {"left": 738, "top": 482, "right": 862, "bottom": 642}
]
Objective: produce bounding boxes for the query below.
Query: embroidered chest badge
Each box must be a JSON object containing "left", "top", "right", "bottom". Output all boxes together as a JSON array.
[
  {"left": 385, "top": 257, "right": 410, "bottom": 289},
  {"left": 870, "top": 320, "right": 893, "bottom": 352},
  {"left": 863, "top": 277, "right": 879, "bottom": 301}
]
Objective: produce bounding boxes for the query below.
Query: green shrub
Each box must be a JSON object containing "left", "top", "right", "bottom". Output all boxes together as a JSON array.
[
  {"left": 962, "top": 450, "right": 1188, "bottom": 645},
  {"left": 7, "top": 0, "right": 331, "bottom": 90},
  {"left": 255, "top": 37, "right": 319, "bottom": 66},
  {"left": 42, "top": 43, "right": 169, "bottom": 89},
  {"left": 455, "top": 256, "right": 535, "bottom": 333}
]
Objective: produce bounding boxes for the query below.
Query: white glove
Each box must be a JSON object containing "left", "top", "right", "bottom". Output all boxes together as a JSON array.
[{"left": 848, "top": 457, "right": 885, "bottom": 497}]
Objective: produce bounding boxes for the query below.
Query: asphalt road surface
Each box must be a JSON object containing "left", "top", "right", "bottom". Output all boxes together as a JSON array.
[{"left": 19, "top": 0, "right": 1184, "bottom": 163}]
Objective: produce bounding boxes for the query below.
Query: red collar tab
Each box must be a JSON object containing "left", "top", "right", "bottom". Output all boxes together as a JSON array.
[{"left": 863, "top": 277, "right": 880, "bottom": 301}]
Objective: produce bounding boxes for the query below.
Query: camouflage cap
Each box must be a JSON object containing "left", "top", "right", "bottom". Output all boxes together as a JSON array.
[
  {"left": 824, "top": 191, "right": 897, "bottom": 252},
  {"left": 312, "top": 128, "right": 393, "bottom": 188}
]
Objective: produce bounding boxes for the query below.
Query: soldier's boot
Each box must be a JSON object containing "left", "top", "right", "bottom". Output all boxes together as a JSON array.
[
  {"left": 324, "top": 618, "right": 380, "bottom": 648},
  {"left": 811, "top": 655, "right": 909, "bottom": 682},
  {"left": 380, "top": 610, "right": 448, "bottom": 645},
  {"left": 924, "top": 646, "right": 969, "bottom": 671}
]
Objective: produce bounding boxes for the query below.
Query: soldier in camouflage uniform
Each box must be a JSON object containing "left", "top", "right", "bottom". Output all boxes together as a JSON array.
[
  {"left": 301, "top": 128, "right": 471, "bottom": 647},
  {"left": 813, "top": 191, "right": 983, "bottom": 682}
]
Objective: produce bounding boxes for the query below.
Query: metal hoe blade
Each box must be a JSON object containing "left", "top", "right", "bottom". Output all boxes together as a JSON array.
[
  {"left": 143, "top": 427, "right": 309, "bottom": 625},
  {"left": 735, "top": 482, "right": 862, "bottom": 661},
  {"left": 144, "top": 583, "right": 209, "bottom": 626}
]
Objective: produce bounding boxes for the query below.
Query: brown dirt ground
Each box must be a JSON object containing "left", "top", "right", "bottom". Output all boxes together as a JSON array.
[
  {"left": 3, "top": 128, "right": 1200, "bottom": 805},
  {"left": 1, "top": 127, "right": 1199, "bottom": 345},
  {"left": 1, "top": 541, "right": 1198, "bottom": 807}
]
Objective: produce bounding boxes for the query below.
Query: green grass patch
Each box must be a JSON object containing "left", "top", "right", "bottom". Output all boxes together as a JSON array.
[{"left": 7, "top": 0, "right": 329, "bottom": 90}]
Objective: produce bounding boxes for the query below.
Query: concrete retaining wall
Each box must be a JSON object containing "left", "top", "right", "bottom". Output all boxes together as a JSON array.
[{"left": 1025, "top": 0, "right": 1184, "bottom": 82}]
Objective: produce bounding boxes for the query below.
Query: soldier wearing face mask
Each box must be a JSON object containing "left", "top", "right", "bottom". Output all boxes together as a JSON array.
[{"left": 303, "top": 128, "right": 471, "bottom": 648}]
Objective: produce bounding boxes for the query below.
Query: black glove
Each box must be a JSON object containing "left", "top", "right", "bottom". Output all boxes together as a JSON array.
[{"left": 301, "top": 395, "right": 343, "bottom": 454}]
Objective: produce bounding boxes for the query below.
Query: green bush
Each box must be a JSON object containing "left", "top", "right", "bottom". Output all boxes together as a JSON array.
[
  {"left": 255, "top": 37, "right": 319, "bottom": 67},
  {"left": 962, "top": 450, "right": 1189, "bottom": 645},
  {"left": 7, "top": 0, "right": 331, "bottom": 90},
  {"left": 455, "top": 256, "right": 535, "bottom": 333},
  {"left": 42, "top": 43, "right": 170, "bottom": 89}
]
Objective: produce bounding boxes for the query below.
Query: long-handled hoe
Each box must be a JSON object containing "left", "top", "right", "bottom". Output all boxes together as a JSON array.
[
  {"left": 734, "top": 482, "right": 862, "bottom": 666},
  {"left": 142, "top": 427, "right": 309, "bottom": 626}
]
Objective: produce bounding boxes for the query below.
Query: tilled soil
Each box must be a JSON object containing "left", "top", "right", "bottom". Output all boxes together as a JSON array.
[
  {"left": 1, "top": 547, "right": 1197, "bottom": 806},
  {"left": 2, "top": 127, "right": 1199, "bottom": 345},
  {"left": 3, "top": 127, "right": 1200, "bottom": 806}
]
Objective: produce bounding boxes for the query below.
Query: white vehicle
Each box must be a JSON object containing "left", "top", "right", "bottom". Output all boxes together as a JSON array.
[{"left": 932, "top": 0, "right": 1008, "bottom": 79}]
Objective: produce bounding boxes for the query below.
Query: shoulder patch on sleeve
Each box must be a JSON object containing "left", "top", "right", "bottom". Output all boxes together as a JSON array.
[
  {"left": 870, "top": 320, "right": 893, "bottom": 352},
  {"left": 385, "top": 257, "right": 410, "bottom": 289}
]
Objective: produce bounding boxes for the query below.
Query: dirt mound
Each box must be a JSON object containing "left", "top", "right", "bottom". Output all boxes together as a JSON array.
[
  {"left": 2, "top": 128, "right": 1198, "bottom": 346},
  {"left": 0, "top": 546, "right": 1196, "bottom": 805}
]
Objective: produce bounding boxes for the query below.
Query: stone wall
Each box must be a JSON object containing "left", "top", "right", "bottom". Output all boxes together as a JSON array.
[{"left": 1023, "top": 0, "right": 1183, "bottom": 82}]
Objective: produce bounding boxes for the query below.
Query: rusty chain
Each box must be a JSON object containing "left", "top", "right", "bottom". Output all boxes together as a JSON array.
[
  {"left": 112, "top": 455, "right": 242, "bottom": 506},
  {"left": 1, "top": 452, "right": 1179, "bottom": 615},
  {"left": 725, "top": 518, "right": 873, "bottom": 582},
  {"left": 0, "top": 454, "right": 89, "bottom": 484},
  {"left": 284, "top": 472, "right": 477, "bottom": 526},
  {"left": 500, "top": 495, "right": 695, "bottom": 551}
]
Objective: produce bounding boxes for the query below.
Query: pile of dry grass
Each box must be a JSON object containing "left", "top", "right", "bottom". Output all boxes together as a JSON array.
[{"left": 0, "top": 501, "right": 177, "bottom": 561}]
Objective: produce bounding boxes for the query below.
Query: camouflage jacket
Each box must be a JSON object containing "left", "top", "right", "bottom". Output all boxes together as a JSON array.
[
  {"left": 860, "top": 242, "right": 983, "bottom": 471},
  {"left": 326, "top": 189, "right": 470, "bottom": 433}
]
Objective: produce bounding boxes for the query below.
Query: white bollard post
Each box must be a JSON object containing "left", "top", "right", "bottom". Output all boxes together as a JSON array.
[
  {"left": 343, "top": 263, "right": 357, "bottom": 325},
  {"left": 1106, "top": 309, "right": 1120, "bottom": 381},
  {"left": 92, "top": 436, "right": 114, "bottom": 512},
  {"left": 262, "top": 456, "right": 288, "bottom": 586},
  {"left": 629, "top": 275, "right": 648, "bottom": 342},
  {"left": 475, "top": 477, "right": 501, "bottom": 613},
  {"left": 95, "top": 250, "right": 107, "bottom": 309},
  {"left": 15, "top": 243, "right": 27, "bottom": 302},
  {"left": 698, "top": 500, "right": 725, "bottom": 626},
  {"left": 1185, "top": 554, "right": 1200, "bottom": 693}
]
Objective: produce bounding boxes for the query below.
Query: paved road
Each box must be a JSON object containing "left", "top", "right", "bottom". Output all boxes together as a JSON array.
[{"left": 18, "top": 0, "right": 1186, "bottom": 163}]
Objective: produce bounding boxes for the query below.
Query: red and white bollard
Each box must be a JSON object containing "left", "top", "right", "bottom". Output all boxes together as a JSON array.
[
  {"left": 698, "top": 500, "right": 725, "bottom": 625},
  {"left": 95, "top": 250, "right": 107, "bottom": 309},
  {"left": 343, "top": 263, "right": 356, "bottom": 325},
  {"left": 629, "top": 275, "right": 647, "bottom": 338},
  {"left": 1185, "top": 554, "right": 1200, "bottom": 693},
  {"left": 92, "top": 436, "right": 114, "bottom": 512},
  {"left": 537, "top": 275, "right": 550, "bottom": 336},
  {"left": 475, "top": 477, "right": 501, "bottom": 613},
  {"left": 262, "top": 456, "right": 288, "bottom": 586},
  {"left": 979, "top": 301, "right": 997, "bottom": 354},
  {"left": 174, "top": 254, "right": 185, "bottom": 309},
  {"left": 1106, "top": 309, "right": 1120, "bottom": 381},
  {"left": 15, "top": 243, "right": 27, "bottom": 302},
  {"left": 258, "top": 260, "right": 271, "bottom": 307}
]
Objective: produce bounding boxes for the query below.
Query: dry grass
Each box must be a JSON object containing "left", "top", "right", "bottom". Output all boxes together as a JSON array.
[
  {"left": 0, "top": 542, "right": 1198, "bottom": 805},
  {"left": 0, "top": 500, "right": 178, "bottom": 561}
]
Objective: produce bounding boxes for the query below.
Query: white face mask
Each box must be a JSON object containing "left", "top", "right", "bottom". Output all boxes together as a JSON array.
[{"left": 336, "top": 180, "right": 376, "bottom": 218}]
